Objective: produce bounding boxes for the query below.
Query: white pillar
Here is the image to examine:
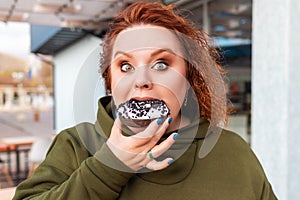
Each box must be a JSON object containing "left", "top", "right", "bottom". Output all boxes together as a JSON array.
[
  {"left": 203, "top": 0, "right": 211, "bottom": 34},
  {"left": 252, "top": 0, "right": 300, "bottom": 199},
  {"left": 17, "top": 85, "right": 26, "bottom": 107},
  {"left": 4, "top": 87, "right": 14, "bottom": 109},
  {"left": 0, "top": 91, "right": 3, "bottom": 106}
]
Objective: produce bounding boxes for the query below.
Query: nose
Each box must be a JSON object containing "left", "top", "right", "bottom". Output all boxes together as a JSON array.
[
  {"left": 135, "top": 80, "right": 152, "bottom": 89},
  {"left": 134, "top": 67, "right": 153, "bottom": 90}
]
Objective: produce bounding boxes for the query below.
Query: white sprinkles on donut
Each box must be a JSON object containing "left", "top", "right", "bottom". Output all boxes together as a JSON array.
[{"left": 117, "top": 99, "right": 170, "bottom": 127}]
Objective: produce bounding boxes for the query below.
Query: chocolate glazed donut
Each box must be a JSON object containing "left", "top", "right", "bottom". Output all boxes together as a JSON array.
[{"left": 117, "top": 99, "right": 170, "bottom": 127}]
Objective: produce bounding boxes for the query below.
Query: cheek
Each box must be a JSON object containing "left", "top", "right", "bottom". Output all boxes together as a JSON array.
[
  {"left": 160, "top": 81, "right": 187, "bottom": 116},
  {"left": 165, "top": 96, "right": 181, "bottom": 116},
  {"left": 157, "top": 68, "right": 188, "bottom": 116},
  {"left": 110, "top": 70, "right": 135, "bottom": 105},
  {"left": 110, "top": 66, "right": 122, "bottom": 89},
  {"left": 153, "top": 70, "right": 188, "bottom": 103}
]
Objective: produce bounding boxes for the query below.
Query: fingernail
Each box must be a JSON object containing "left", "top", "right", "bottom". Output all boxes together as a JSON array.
[
  {"left": 157, "top": 118, "right": 163, "bottom": 125},
  {"left": 173, "top": 133, "right": 179, "bottom": 140},
  {"left": 168, "top": 117, "right": 173, "bottom": 124},
  {"left": 168, "top": 159, "right": 174, "bottom": 165}
]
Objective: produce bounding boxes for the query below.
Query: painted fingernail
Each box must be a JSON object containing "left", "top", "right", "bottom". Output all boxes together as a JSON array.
[
  {"left": 173, "top": 133, "right": 179, "bottom": 140},
  {"left": 157, "top": 118, "right": 163, "bottom": 125},
  {"left": 168, "top": 159, "right": 174, "bottom": 165},
  {"left": 168, "top": 117, "right": 173, "bottom": 124}
]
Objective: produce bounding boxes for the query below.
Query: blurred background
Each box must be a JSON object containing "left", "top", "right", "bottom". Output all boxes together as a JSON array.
[{"left": 0, "top": 0, "right": 299, "bottom": 199}]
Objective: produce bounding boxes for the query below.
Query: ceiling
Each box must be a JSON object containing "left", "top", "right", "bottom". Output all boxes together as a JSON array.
[{"left": 0, "top": 0, "right": 252, "bottom": 39}]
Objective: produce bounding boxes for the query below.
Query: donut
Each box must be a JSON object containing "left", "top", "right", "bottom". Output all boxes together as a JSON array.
[{"left": 117, "top": 99, "right": 170, "bottom": 127}]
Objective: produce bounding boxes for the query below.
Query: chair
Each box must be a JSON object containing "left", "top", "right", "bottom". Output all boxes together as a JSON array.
[
  {"left": 27, "top": 137, "right": 52, "bottom": 178},
  {"left": 0, "top": 145, "right": 14, "bottom": 187}
]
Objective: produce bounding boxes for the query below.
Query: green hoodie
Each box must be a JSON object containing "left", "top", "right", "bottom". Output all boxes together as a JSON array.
[{"left": 13, "top": 96, "right": 277, "bottom": 200}]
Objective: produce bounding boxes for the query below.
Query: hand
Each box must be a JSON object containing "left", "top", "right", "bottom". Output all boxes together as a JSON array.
[{"left": 106, "top": 117, "right": 177, "bottom": 171}]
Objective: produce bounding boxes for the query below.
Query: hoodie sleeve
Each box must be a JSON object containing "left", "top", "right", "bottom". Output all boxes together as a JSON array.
[
  {"left": 13, "top": 129, "right": 134, "bottom": 200},
  {"left": 260, "top": 180, "right": 278, "bottom": 200}
]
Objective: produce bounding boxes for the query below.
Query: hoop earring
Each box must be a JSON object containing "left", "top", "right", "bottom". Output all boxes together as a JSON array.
[
  {"left": 106, "top": 89, "right": 111, "bottom": 96},
  {"left": 184, "top": 96, "right": 188, "bottom": 107},
  {"left": 184, "top": 90, "right": 188, "bottom": 107}
]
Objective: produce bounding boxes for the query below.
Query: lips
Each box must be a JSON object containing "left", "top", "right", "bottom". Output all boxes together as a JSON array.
[
  {"left": 131, "top": 96, "right": 156, "bottom": 101},
  {"left": 117, "top": 99, "right": 170, "bottom": 127}
]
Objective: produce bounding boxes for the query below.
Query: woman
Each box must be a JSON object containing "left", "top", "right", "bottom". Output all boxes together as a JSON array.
[{"left": 13, "top": 2, "right": 277, "bottom": 199}]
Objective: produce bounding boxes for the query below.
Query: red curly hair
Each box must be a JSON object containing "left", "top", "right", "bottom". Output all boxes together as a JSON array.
[{"left": 100, "top": 1, "right": 229, "bottom": 125}]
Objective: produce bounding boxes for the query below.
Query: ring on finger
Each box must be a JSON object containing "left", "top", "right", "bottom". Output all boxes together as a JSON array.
[{"left": 148, "top": 150, "right": 155, "bottom": 159}]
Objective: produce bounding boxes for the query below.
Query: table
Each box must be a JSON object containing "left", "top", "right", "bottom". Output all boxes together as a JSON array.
[
  {"left": 1, "top": 136, "right": 35, "bottom": 184},
  {"left": 0, "top": 187, "right": 16, "bottom": 200}
]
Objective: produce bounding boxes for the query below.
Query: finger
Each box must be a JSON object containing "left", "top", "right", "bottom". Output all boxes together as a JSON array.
[
  {"left": 146, "top": 157, "right": 174, "bottom": 171},
  {"left": 150, "top": 132, "right": 178, "bottom": 158},
  {"left": 132, "top": 117, "right": 170, "bottom": 149},
  {"left": 149, "top": 117, "right": 172, "bottom": 146},
  {"left": 132, "top": 118, "right": 163, "bottom": 139}
]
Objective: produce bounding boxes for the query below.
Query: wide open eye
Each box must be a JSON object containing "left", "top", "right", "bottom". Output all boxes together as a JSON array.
[
  {"left": 151, "top": 61, "right": 168, "bottom": 71},
  {"left": 121, "top": 63, "right": 135, "bottom": 72}
]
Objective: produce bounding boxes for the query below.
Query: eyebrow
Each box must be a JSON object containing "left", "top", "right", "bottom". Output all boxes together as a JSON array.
[
  {"left": 113, "top": 48, "right": 177, "bottom": 59},
  {"left": 150, "top": 48, "right": 177, "bottom": 57},
  {"left": 113, "top": 51, "right": 133, "bottom": 59}
]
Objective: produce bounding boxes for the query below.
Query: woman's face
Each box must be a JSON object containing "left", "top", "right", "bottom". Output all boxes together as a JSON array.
[{"left": 110, "top": 24, "right": 190, "bottom": 129}]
